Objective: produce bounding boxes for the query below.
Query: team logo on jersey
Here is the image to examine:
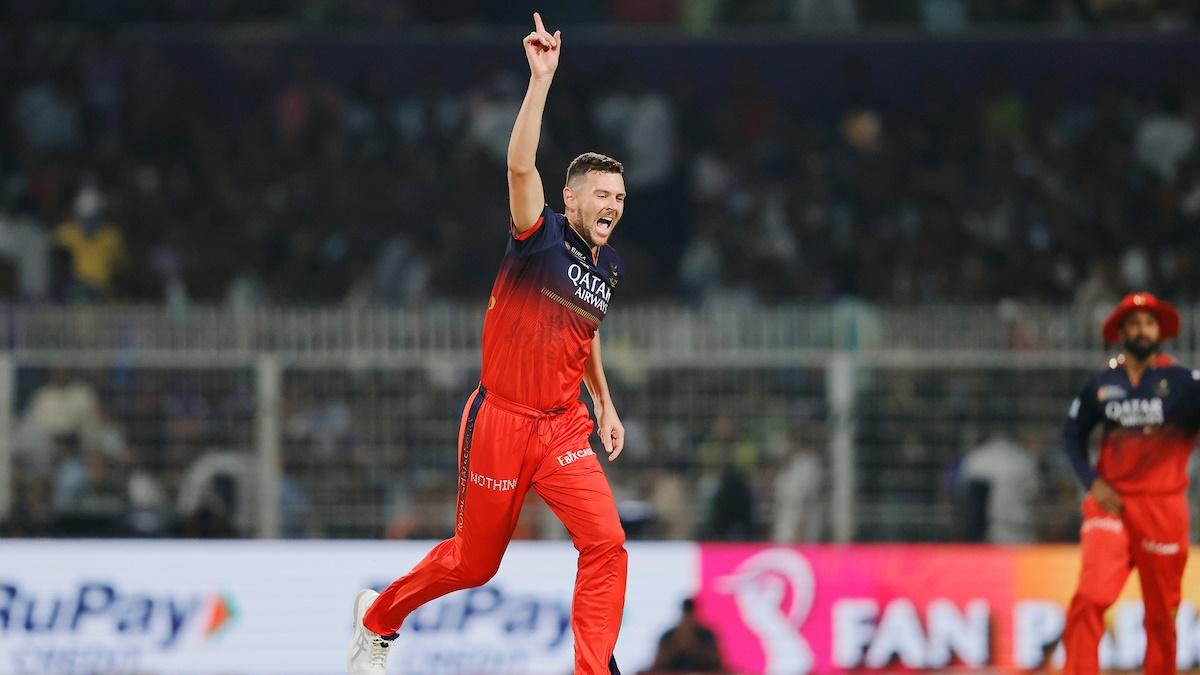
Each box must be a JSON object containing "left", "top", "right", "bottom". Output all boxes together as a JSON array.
[
  {"left": 608, "top": 262, "right": 619, "bottom": 288},
  {"left": 1097, "top": 385, "right": 1126, "bottom": 401},
  {"left": 1156, "top": 378, "right": 1170, "bottom": 397}
]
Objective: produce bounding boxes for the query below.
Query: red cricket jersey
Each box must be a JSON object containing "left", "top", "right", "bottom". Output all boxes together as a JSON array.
[
  {"left": 480, "top": 206, "right": 623, "bottom": 411},
  {"left": 1064, "top": 354, "right": 1200, "bottom": 494}
]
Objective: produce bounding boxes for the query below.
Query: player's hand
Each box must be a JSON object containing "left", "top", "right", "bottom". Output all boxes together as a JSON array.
[
  {"left": 522, "top": 12, "right": 561, "bottom": 80},
  {"left": 597, "top": 406, "right": 625, "bottom": 461},
  {"left": 1089, "top": 478, "right": 1123, "bottom": 515}
]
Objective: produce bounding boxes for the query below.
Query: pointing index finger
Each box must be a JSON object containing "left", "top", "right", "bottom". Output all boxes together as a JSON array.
[{"left": 533, "top": 12, "right": 546, "bottom": 33}]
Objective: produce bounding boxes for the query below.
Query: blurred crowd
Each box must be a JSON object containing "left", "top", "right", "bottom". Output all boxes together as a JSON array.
[
  {"left": 2, "top": 30, "right": 1200, "bottom": 308},
  {"left": 3, "top": 26, "right": 1200, "bottom": 545},
  {"left": 17, "top": 362, "right": 1199, "bottom": 546},
  {"left": 2, "top": 0, "right": 1197, "bottom": 30}
]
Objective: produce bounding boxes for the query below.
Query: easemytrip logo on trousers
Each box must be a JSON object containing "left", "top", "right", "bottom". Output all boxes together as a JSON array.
[{"left": 0, "top": 581, "right": 237, "bottom": 647}]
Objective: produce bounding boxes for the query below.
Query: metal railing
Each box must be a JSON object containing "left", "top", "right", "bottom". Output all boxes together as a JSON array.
[
  {"left": 2, "top": 302, "right": 1197, "bottom": 543},
  {"left": 4, "top": 301, "right": 1197, "bottom": 353}
]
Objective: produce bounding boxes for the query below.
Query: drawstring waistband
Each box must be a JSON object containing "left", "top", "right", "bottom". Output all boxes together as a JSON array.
[
  {"left": 477, "top": 385, "right": 568, "bottom": 418},
  {"left": 477, "top": 384, "right": 569, "bottom": 450}
]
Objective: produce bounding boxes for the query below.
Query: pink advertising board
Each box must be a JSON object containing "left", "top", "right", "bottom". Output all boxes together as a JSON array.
[
  {"left": 698, "top": 545, "right": 1014, "bottom": 673},
  {"left": 696, "top": 544, "right": 1200, "bottom": 673}
]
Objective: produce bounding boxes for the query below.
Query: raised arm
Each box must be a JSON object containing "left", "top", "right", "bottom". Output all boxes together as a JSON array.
[
  {"left": 585, "top": 331, "right": 625, "bottom": 461},
  {"left": 508, "top": 12, "right": 561, "bottom": 234}
]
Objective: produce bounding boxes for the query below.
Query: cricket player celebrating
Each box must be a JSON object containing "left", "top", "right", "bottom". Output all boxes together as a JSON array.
[
  {"left": 347, "top": 12, "right": 629, "bottom": 675},
  {"left": 1062, "top": 292, "right": 1200, "bottom": 674}
]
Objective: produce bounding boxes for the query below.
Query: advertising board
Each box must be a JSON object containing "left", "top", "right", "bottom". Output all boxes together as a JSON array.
[
  {"left": 696, "top": 544, "right": 1200, "bottom": 673},
  {"left": 0, "top": 541, "right": 694, "bottom": 675}
]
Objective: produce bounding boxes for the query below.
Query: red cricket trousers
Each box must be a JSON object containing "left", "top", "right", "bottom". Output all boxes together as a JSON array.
[
  {"left": 1063, "top": 492, "right": 1189, "bottom": 674},
  {"left": 363, "top": 385, "right": 628, "bottom": 675}
]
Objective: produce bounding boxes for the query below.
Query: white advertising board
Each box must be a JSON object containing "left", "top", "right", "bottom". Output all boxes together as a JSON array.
[{"left": 0, "top": 540, "right": 697, "bottom": 675}]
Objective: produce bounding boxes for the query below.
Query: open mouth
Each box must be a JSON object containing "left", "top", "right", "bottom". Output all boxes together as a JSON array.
[{"left": 596, "top": 217, "right": 614, "bottom": 233}]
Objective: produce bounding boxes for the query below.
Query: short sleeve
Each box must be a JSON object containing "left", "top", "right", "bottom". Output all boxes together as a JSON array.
[{"left": 508, "top": 205, "right": 563, "bottom": 256}]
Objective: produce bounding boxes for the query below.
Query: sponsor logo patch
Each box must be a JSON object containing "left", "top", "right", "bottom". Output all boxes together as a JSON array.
[
  {"left": 469, "top": 472, "right": 518, "bottom": 492},
  {"left": 556, "top": 448, "right": 595, "bottom": 467},
  {"left": 567, "top": 264, "right": 611, "bottom": 313},
  {"left": 1103, "top": 397, "right": 1164, "bottom": 427},
  {"left": 1141, "top": 539, "right": 1181, "bottom": 555},
  {"left": 564, "top": 241, "right": 589, "bottom": 264},
  {"left": 1082, "top": 517, "right": 1123, "bottom": 534}
]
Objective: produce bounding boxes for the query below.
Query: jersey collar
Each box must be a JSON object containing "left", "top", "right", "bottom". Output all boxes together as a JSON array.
[{"left": 564, "top": 219, "right": 601, "bottom": 265}]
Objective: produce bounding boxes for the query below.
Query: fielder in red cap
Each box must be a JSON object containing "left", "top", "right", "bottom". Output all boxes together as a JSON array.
[{"left": 1061, "top": 292, "right": 1199, "bottom": 674}]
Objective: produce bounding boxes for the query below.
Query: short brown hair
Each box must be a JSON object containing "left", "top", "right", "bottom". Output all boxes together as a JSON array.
[{"left": 566, "top": 152, "right": 624, "bottom": 186}]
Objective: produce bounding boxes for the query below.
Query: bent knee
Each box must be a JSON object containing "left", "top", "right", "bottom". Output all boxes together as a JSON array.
[
  {"left": 1070, "top": 588, "right": 1119, "bottom": 611},
  {"left": 582, "top": 524, "right": 626, "bottom": 556},
  {"left": 451, "top": 542, "right": 503, "bottom": 587},
  {"left": 459, "top": 561, "right": 501, "bottom": 587}
]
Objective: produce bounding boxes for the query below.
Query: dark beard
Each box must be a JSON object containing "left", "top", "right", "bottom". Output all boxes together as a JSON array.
[{"left": 1123, "top": 337, "right": 1159, "bottom": 360}]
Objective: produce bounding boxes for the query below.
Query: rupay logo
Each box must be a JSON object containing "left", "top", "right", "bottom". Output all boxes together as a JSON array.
[{"left": 0, "top": 582, "right": 235, "bottom": 648}]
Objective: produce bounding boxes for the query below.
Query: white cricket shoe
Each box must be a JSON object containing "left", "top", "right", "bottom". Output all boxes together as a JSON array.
[{"left": 346, "top": 589, "right": 395, "bottom": 675}]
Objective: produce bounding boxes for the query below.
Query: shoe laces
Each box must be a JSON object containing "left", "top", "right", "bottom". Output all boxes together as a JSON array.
[{"left": 369, "top": 635, "right": 391, "bottom": 667}]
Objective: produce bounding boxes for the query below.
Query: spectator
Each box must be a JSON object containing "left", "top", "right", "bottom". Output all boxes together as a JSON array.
[
  {"left": 274, "top": 57, "right": 345, "bottom": 152},
  {"left": 771, "top": 437, "right": 824, "bottom": 542},
  {"left": 14, "top": 370, "right": 102, "bottom": 474},
  {"left": 1134, "top": 88, "right": 1196, "bottom": 182},
  {"left": 621, "top": 81, "right": 677, "bottom": 192},
  {"left": 0, "top": 188, "right": 50, "bottom": 300},
  {"left": 648, "top": 470, "right": 697, "bottom": 539},
  {"left": 125, "top": 445, "right": 172, "bottom": 536},
  {"left": 51, "top": 434, "right": 129, "bottom": 535},
  {"left": 13, "top": 76, "right": 81, "bottom": 152},
  {"left": 959, "top": 432, "right": 1039, "bottom": 543},
  {"left": 705, "top": 463, "right": 756, "bottom": 540},
  {"left": 464, "top": 70, "right": 522, "bottom": 165},
  {"left": 647, "top": 598, "right": 725, "bottom": 674},
  {"left": 176, "top": 450, "right": 256, "bottom": 537},
  {"left": 52, "top": 186, "right": 127, "bottom": 300}
]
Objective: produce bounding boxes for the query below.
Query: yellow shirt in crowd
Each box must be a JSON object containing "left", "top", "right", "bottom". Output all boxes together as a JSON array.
[{"left": 53, "top": 220, "right": 127, "bottom": 292}]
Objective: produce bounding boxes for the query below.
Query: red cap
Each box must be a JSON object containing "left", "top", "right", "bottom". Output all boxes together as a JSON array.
[{"left": 1101, "top": 292, "right": 1180, "bottom": 344}]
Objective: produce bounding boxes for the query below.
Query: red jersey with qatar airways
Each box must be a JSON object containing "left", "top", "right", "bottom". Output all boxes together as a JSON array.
[
  {"left": 481, "top": 205, "right": 623, "bottom": 411},
  {"left": 1064, "top": 353, "right": 1200, "bottom": 494}
]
